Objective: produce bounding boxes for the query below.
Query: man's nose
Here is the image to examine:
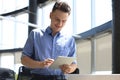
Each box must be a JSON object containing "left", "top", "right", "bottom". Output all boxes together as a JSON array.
[{"left": 58, "top": 21, "right": 62, "bottom": 26}]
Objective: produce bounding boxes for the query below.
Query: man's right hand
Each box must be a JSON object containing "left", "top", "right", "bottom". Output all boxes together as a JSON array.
[{"left": 42, "top": 58, "right": 54, "bottom": 68}]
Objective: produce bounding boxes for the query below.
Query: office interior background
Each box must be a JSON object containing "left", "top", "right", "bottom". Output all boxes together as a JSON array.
[{"left": 0, "top": 0, "right": 112, "bottom": 75}]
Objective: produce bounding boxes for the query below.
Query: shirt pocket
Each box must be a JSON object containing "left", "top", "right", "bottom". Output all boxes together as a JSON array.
[{"left": 55, "top": 44, "right": 70, "bottom": 56}]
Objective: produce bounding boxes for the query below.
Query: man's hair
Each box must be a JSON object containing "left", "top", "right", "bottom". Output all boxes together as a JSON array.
[{"left": 52, "top": 1, "right": 71, "bottom": 15}]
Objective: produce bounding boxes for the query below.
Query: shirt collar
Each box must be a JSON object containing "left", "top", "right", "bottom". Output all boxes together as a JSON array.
[{"left": 46, "top": 26, "right": 61, "bottom": 37}]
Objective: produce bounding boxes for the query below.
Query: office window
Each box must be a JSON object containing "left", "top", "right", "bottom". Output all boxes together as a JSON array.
[
  {"left": 0, "top": 20, "right": 2, "bottom": 49},
  {"left": 15, "top": 13, "right": 28, "bottom": 48},
  {"left": 0, "top": 0, "right": 29, "bottom": 49},
  {"left": 15, "top": 0, "right": 29, "bottom": 10},
  {"left": 75, "top": 0, "right": 91, "bottom": 34},
  {"left": 0, "top": 0, "right": 28, "bottom": 14},
  {"left": 0, "top": 53, "right": 14, "bottom": 70},
  {"left": 74, "top": 0, "right": 112, "bottom": 34},
  {"left": 0, "top": 18, "right": 15, "bottom": 49},
  {"left": 37, "top": 3, "right": 54, "bottom": 29},
  {"left": 0, "top": 0, "right": 16, "bottom": 14},
  {"left": 95, "top": 0, "right": 112, "bottom": 27},
  {"left": 0, "top": 14, "right": 28, "bottom": 49}
]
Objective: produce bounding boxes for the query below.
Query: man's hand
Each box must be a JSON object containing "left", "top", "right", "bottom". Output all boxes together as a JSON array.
[
  {"left": 42, "top": 58, "right": 54, "bottom": 68},
  {"left": 60, "top": 64, "right": 77, "bottom": 74}
]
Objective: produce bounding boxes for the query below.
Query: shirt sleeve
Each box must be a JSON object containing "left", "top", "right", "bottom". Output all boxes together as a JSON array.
[{"left": 22, "top": 30, "right": 35, "bottom": 58}]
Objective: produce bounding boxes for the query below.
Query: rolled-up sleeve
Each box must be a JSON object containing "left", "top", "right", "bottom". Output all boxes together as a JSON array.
[{"left": 22, "top": 30, "right": 34, "bottom": 58}]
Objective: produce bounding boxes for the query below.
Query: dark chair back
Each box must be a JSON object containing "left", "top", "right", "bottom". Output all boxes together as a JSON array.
[
  {"left": 17, "top": 66, "right": 32, "bottom": 80},
  {"left": 0, "top": 68, "right": 15, "bottom": 80},
  {"left": 70, "top": 68, "right": 79, "bottom": 74}
]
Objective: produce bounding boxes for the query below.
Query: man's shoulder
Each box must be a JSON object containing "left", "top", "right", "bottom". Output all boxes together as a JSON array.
[
  {"left": 30, "top": 28, "right": 46, "bottom": 35},
  {"left": 32, "top": 28, "right": 45, "bottom": 32},
  {"left": 28, "top": 28, "right": 46, "bottom": 37}
]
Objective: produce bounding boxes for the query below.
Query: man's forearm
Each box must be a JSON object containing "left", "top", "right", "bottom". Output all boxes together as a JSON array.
[{"left": 21, "top": 56, "right": 43, "bottom": 68}]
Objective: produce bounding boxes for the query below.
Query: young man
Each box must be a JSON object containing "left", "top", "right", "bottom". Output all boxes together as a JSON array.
[{"left": 21, "top": 1, "right": 77, "bottom": 80}]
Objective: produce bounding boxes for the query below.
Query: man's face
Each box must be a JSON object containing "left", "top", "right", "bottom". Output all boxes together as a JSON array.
[{"left": 50, "top": 10, "right": 69, "bottom": 33}]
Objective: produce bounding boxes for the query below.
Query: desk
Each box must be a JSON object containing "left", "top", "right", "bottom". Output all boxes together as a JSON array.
[{"left": 66, "top": 74, "right": 120, "bottom": 80}]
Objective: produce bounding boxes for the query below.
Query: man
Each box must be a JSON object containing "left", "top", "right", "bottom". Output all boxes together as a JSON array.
[{"left": 21, "top": 1, "right": 77, "bottom": 80}]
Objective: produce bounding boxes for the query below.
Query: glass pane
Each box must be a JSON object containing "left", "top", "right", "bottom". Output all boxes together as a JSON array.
[
  {"left": 38, "top": 3, "right": 54, "bottom": 29},
  {"left": 1, "top": 0, "right": 16, "bottom": 14},
  {"left": 1, "top": 53, "right": 14, "bottom": 70},
  {"left": 95, "top": 0, "right": 112, "bottom": 27},
  {"left": 0, "top": 20, "right": 2, "bottom": 48},
  {"left": 16, "top": 0, "right": 29, "bottom": 10},
  {"left": 0, "top": 13, "right": 28, "bottom": 49},
  {"left": 75, "top": 0, "right": 91, "bottom": 34},
  {"left": 62, "top": 0, "right": 73, "bottom": 35},
  {"left": 1, "top": 17, "right": 15, "bottom": 49},
  {"left": 1, "top": 0, "right": 29, "bottom": 14},
  {"left": 15, "top": 13, "right": 28, "bottom": 48}
]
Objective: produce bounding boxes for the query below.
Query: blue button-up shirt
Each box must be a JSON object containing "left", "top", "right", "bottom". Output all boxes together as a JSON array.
[{"left": 22, "top": 27, "right": 76, "bottom": 75}]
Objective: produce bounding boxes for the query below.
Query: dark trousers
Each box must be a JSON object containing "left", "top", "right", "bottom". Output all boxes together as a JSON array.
[{"left": 31, "top": 74, "right": 67, "bottom": 80}]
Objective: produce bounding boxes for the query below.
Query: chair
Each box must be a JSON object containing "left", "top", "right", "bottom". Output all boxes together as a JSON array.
[
  {"left": 70, "top": 68, "right": 79, "bottom": 74},
  {"left": 17, "top": 66, "right": 32, "bottom": 80},
  {"left": 0, "top": 68, "right": 15, "bottom": 80}
]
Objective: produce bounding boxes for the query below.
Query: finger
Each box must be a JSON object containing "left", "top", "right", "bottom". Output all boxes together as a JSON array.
[
  {"left": 46, "top": 59, "right": 54, "bottom": 63},
  {"left": 47, "top": 58, "right": 54, "bottom": 61},
  {"left": 46, "top": 61, "right": 54, "bottom": 64}
]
